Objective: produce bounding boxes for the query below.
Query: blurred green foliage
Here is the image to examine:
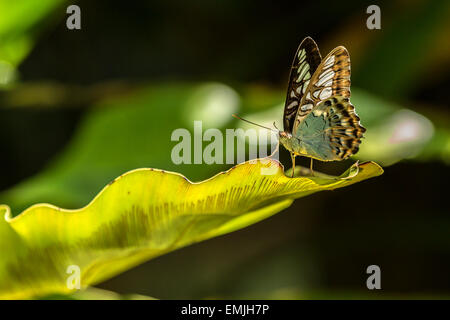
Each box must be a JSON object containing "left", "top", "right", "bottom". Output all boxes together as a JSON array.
[
  {"left": 1, "top": 83, "right": 448, "bottom": 214},
  {"left": 353, "top": 0, "right": 450, "bottom": 99},
  {"left": 0, "top": 0, "right": 449, "bottom": 299},
  {"left": 0, "top": 0, "right": 66, "bottom": 85},
  {"left": 1, "top": 83, "right": 239, "bottom": 213}
]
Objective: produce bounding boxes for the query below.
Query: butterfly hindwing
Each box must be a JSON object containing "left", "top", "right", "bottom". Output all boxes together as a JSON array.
[
  {"left": 283, "top": 37, "right": 322, "bottom": 133},
  {"left": 292, "top": 45, "right": 351, "bottom": 133},
  {"left": 297, "top": 96, "right": 365, "bottom": 161}
]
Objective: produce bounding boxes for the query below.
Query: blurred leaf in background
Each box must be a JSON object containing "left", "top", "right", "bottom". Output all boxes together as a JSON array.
[
  {"left": 0, "top": 0, "right": 449, "bottom": 300},
  {"left": 353, "top": 0, "right": 450, "bottom": 100},
  {"left": 0, "top": 160, "right": 381, "bottom": 299},
  {"left": 0, "top": 83, "right": 240, "bottom": 213}
]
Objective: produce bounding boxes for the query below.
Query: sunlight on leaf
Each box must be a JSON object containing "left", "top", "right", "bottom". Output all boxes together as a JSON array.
[{"left": 0, "top": 159, "right": 382, "bottom": 299}]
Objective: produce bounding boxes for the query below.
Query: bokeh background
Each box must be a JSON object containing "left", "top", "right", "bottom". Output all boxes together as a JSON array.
[{"left": 1, "top": 0, "right": 449, "bottom": 298}]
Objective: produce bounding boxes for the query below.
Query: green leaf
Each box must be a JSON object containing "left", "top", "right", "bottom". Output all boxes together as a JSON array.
[
  {"left": 0, "top": 83, "right": 239, "bottom": 214},
  {"left": 0, "top": 159, "right": 382, "bottom": 299}
]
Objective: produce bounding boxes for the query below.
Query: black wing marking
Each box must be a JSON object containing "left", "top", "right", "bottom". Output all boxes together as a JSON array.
[{"left": 283, "top": 37, "right": 322, "bottom": 133}]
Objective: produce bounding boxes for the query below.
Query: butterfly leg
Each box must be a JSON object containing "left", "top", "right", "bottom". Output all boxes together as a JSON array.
[
  {"left": 269, "top": 139, "right": 280, "bottom": 158},
  {"left": 290, "top": 153, "right": 296, "bottom": 178},
  {"left": 310, "top": 158, "right": 315, "bottom": 176}
]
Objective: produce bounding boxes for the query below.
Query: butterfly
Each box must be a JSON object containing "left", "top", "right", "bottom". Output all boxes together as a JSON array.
[{"left": 234, "top": 37, "right": 365, "bottom": 177}]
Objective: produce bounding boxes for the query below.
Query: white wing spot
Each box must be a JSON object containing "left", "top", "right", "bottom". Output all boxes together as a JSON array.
[
  {"left": 287, "top": 101, "right": 298, "bottom": 109},
  {"left": 301, "top": 103, "right": 313, "bottom": 111},
  {"left": 323, "top": 55, "right": 335, "bottom": 68},
  {"left": 290, "top": 90, "right": 296, "bottom": 98},
  {"left": 319, "top": 87, "right": 332, "bottom": 99},
  {"left": 296, "top": 62, "right": 309, "bottom": 82},
  {"left": 316, "top": 70, "right": 334, "bottom": 86},
  {"left": 318, "top": 68, "right": 334, "bottom": 80},
  {"left": 298, "top": 49, "right": 306, "bottom": 60},
  {"left": 302, "top": 80, "right": 310, "bottom": 93},
  {"left": 312, "top": 90, "right": 320, "bottom": 98},
  {"left": 296, "top": 61, "right": 305, "bottom": 74}
]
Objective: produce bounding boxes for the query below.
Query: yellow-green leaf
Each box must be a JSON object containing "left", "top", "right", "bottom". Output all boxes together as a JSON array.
[{"left": 0, "top": 159, "right": 382, "bottom": 299}]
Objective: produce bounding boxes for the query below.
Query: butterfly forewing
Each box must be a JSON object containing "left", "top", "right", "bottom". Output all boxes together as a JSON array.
[
  {"left": 283, "top": 37, "right": 322, "bottom": 133},
  {"left": 292, "top": 45, "right": 351, "bottom": 133}
]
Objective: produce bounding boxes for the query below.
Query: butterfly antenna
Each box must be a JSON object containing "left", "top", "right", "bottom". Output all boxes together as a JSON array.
[{"left": 232, "top": 114, "right": 278, "bottom": 133}]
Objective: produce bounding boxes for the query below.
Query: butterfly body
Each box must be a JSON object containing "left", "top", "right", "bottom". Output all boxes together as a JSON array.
[{"left": 279, "top": 37, "right": 365, "bottom": 175}]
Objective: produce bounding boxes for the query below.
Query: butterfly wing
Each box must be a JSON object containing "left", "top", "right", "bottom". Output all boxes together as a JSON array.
[
  {"left": 283, "top": 37, "right": 322, "bottom": 133},
  {"left": 292, "top": 45, "right": 351, "bottom": 133},
  {"left": 296, "top": 96, "right": 365, "bottom": 161}
]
